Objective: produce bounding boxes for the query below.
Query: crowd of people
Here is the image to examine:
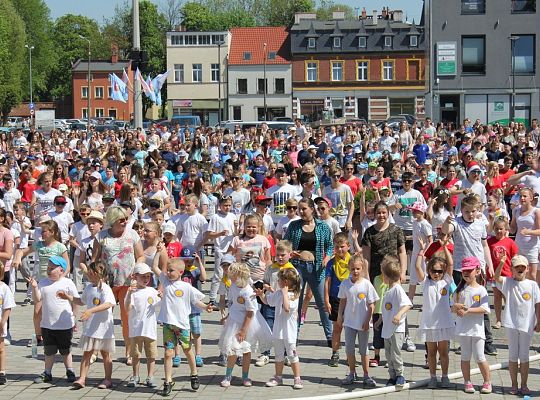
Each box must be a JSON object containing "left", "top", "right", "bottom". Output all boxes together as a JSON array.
[{"left": 0, "top": 116, "right": 539, "bottom": 396}]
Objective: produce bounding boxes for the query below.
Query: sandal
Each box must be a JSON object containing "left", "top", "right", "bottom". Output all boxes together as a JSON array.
[
  {"left": 521, "top": 386, "right": 531, "bottom": 395},
  {"left": 72, "top": 380, "right": 85, "bottom": 389},
  {"left": 508, "top": 386, "right": 518, "bottom": 395},
  {"left": 98, "top": 379, "right": 113, "bottom": 389},
  {"left": 493, "top": 321, "right": 502, "bottom": 329},
  {"left": 125, "top": 356, "right": 132, "bottom": 366}
]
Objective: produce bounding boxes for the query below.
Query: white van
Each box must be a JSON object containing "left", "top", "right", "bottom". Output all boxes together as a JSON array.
[{"left": 222, "top": 120, "right": 294, "bottom": 133}]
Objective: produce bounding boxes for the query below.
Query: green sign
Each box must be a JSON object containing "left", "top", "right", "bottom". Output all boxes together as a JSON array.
[
  {"left": 437, "top": 61, "right": 456, "bottom": 75},
  {"left": 437, "top": 42, "right": 457, "bottom": 77},
  {"left": 494, "top": 102, "right": 504, "bottom": 112}
]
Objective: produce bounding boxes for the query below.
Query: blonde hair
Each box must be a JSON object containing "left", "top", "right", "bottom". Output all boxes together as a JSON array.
[
  {"left": 381, "top": 255, "right": 401, "bottom": 283},
  {"left": 461, "top": 194, "right": 481, "bottom": 210},
  {"left": 168, "top": 257, "right": 185, "bottom": 272},
  {"left": 228, "top": 262, "right": 250, "bottom": 288},
  {"left": 105, "top": 205, "right": 129, "bottom": 226},
  {"left": 275, "top": 240, "right": 293, "bottom": 254},
  {"left": 278, "top": 268, "right": 301, "bottom": 299},
  {"left": 144, "top": 221, "right": 162, "bottom": 237},
  {"left": 349, "top": 253, "right": 367, "bottom": 271},
  {"left": 184, "top": 193, "right": 199, "bottom": 205}
]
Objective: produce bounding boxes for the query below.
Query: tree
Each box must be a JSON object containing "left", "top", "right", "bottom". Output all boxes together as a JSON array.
[
  {"left": 316, "top": 1, "right": 356, "bottom": 20},
  {"left": 181, "top": 2, "right": 255, "bottom": 31},
  {"left": 160, "top": 0, "right": 185, "bottom": 31},
  {"left": 0, "top": 0, "right": 26, "bottom": 122},
  {"left": 265, "top": 0, "right": 315, "bottom": 26}
]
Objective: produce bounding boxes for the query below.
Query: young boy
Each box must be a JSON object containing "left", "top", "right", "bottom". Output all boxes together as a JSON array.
[
  {"left": 0, "top": 261, "right": 15, "bottom": 384},
  {"left": 125, "top": 263, "right": 161, "bottom": 388},
  {"left": 69, "top": 204, "right": 92, "bottom": 291},
  {"left": 379, "top": 258, "right": 412, "bottom": 389},
  {"left": 176, "top": 194, "right": 208, "bottom": 255},
  {"left": 324, "top": 232, "right": 351, "bottom": 367},
  {"left": 151, "top": 257, "right": 211, "bottom": 396},
  {"left": 48, "top": 195, "right": 74, "bottom": 245},
  {"left": 315, "top": 197, "right": 341, "bottom": 236},
  {"left": 28, "top": 256, "right": 79, "bottom": 384}
]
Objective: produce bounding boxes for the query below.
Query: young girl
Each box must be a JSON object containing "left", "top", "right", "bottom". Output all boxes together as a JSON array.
[
  {"left": 59, "top": 262, "right": 116, "bottom": 389},
  {"left": 218, "top": 262, "right": 272, "bottom": 387},
  {"left": 260, "top": 268, "right": 304, "bottom": 390},
  {"left": 415, "top": 244, "right": 454, "bottom": 389},
  {"left": 336, "top": 254, "right": 378, "bottom": 387},
  {"left": 408, "top": 201, "right": 432, "bottom": 301},
  {"left": 485, "top": 190, "right": 509, "bottom": 235},
  {"left": 452, "top": 256, "right": 492, "bottom": 394},
  {"left": 0, "top": 261, "right": 15, "bottom": 384},
  {"left": 426, "top": 188, "right": 452, "bottom": 238}
]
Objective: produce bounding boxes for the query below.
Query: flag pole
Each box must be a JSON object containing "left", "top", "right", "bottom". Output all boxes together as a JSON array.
[{"left": 133, "top": 0, "right": 143, "bottom": 128}]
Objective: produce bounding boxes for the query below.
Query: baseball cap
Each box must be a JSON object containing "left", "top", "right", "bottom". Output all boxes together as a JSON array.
[
  {"left": 58, "top": 184, "right": 68, "bottom": 192},
  {"left": 255, "top": 194, "right": 272, "bottom": 203},
  {"left": 134, "top": 263, "right": 152, "bottom": 275},
  {"left": 354, "top": 148, "right": 362, "bottom": 154},
  {"left": 148, "top": 199, "right": 161, "bottom": 208},
  {"left": 511, "top": 255, "right": 528, "bottom": 268},
  {"left": 102, "top": 192, "right": 115, "bottom": 201},
  {"left": 213, "top": 162, "right": 221, "bottom": 169},
  {"left": 90, "top": 171, "right": 102, "bottom": 180},
  {"left": 49, "top": 256, "right": 68, "bottom": 272},
  {"left": 368, "top": 162, "right": 378, "bottom": 168},
  {"left": 162, "top": 222, "right": 176, "bottom": 235},
  {"left": 314, "top": 196, "right": 332, "bottom": 208},
  {"left": 461, "top": 256, "right": 480, "bottom": 271},
  {"left": 54, "top": 195, "right": 67, "bottom": 204},
  {"left": 221, "top": 254, "right": 236, "bottom": 265},
  {"left": 178, "top": 150, "right": 188, "bottom": 158},
  {"left": 180, "top": 246, "right": 197, "bottom": 260},
  {"left": 275, "top": 167, "right": 287, "bottom": 174},
  {"left": 308, "top": 145, "right": 318, "bottom": 150}
]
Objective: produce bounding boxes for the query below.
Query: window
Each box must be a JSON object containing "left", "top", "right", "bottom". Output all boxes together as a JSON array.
[
  {"left": 174, "top": 64, "right": 184, "bottom": 82},
  {"left": 308, "top": 37, "right": 316, "bottom": 48},
  {"left": 383, "top": 60, "right": 394, "bottom": 80},
  {"left": 357, "top": 61, "right": 368, "bottom": 81},
  {"left": 268, "top": 52, "right": 276, "bottom": 60},
  {"left": 306, "top": 62, "right": 318, "bottom": 81},
  {"left": 384, "top": 36, "right": 392, "bottom": 47},
  {"left": 243, "top": 52, "right": 251, "bottom": 60},
  {"left": 211, "top": 63, "right": 220, "bottom": 82},
  {"left": 331, "top": 61, "right": 343, "bottom": 81},
  {"left": 410, "top": 36, "right": 418, "bottom": 47},
  {"left": 461, "top": 0, "right": 485, "bottom": 14},
  {"left": 95, "top": 108, "right": 104, "bottom": 118},
  {"left": 108, "top": 109, "right": 117, "bottom": 118},
  {"left": 81, "top": 86, "right": 88, "bottom": 98},
  {"left": 95, "top": 86, "right": 104, "bottom": 99},
  {"left": 462, "top": 36, "right": 486, "bottom": 74},
  {"left": 171, "top": 35, "right": 183, "bottom": 45},
  {"left": 107, "top": 86, "right": 113, "bottom": 99},
  {"left": 212, "top": 34, "right": 225, "bottom": 44},
  {"left": 233, "top": 106, "right": 242, "bottom": 120},
  {"left": 258, "top": 78, "right": 267, "bottom": 94},
  {"left": 237, "top": 78, "right": 247, "bottom": 94},
  {"left": 192, "top": 64, "right": 202, "bottom": 82},
  {"left": 199, "top": 35, "right": 210, "bottom": 45},
  {"left": 358, "top": 37, "right": 367, "bottom": 48},
  {"left": 333, "top": 37, "right": 341, "bottom": 48},
  {"left": 275, "top": 78, "right": 285, "bottom": 94},
  {"left": 185, "top": 35, "right": 197, "bottom": 45},
  {"left": 82, "top": 108, "right": 88, "bottom": 119},
  {"left": 511, "top": 35, "right": 536, "bottom": 74},
  {"left": 512, "top": 0, "right": 536, "bottom": 12}
]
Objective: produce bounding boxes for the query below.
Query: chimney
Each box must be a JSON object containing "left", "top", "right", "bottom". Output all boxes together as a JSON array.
[
  {"left": 332, "top": 10, "right": 345, "bottom": 20},
  {"left": 382, "top": 7, "right": 387, "bottom": 19},
  {"left": 373, "top": 10, "right": 377, "bottom": 20},
  {"left": 111, "top": 43, "right": 118, "bottom": 64},
  {"left": 392, "top": 10, "right": 403, "bottom": 22},
  {"left": 294, "top": 12, "right": 317, "bottom": 24},
  {"left": 361, "top": 7, "right": 367, "bottom": 19}
]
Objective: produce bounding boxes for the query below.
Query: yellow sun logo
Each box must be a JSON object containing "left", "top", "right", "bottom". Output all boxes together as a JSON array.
[
  {"left": 237, "top": 296, "right": 245, "bottom": 304},
  {"left": 522, "top": 292, "right": 531, "bottom": 301},
  {"left": 385, "top": 302, "right": 392, "bottom": 310},
  {"left": 473, "top": 295, "right": 480, "bottom": 303},
  {"left": 92, "top": 298, "right": 101, "bottom": 306},
  {"left": 0, "top": 298, "right": 3, "bottom": 306},
  {"left": 358, "top": 293, "right": 366, "bottom": 300},
  {"left": 440, "top": 288, "right": 448, "bottom": 296},
  {"left": 174, "top": 289, "right": 183, "bottom": 297},
  {"left": 148, "top": 297, "right": 154, "bottom": 305}
]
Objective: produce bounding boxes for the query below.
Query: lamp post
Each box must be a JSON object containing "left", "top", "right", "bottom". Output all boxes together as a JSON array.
[
  {"left": 79, "top": 35, "right": 91, "bottom": 133},
  {"left": 263, "top": 42, "right": 267, "bottom": 121},
  {"left": 25, "top": 44, "right": 34, "bottom": 127},
  {"left": 509, "top": 36, "right": 519, "bottom": 123},
  {"left": 216, "top": 38, "right": 224, "bottom": 126}
]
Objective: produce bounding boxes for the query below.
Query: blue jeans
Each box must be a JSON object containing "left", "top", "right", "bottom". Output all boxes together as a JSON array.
[
  {"left": 260, "top": 303, "right": 275, "bottom": 356},
  {"left": 293, "top": 259, "right": 333, "bottom": 341}
]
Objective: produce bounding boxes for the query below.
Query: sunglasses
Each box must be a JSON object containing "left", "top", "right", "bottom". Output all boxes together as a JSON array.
[
  {"left": 431, "top": 270, "right": 444, "bottom": 275},
  {"left": 332, "top": 175, "right": 341, "bottom": 179},
  {"left": 287, "top": 206, "right": 298, "bottom": 210},
  {"left": 55, "top": 203, "right": 67, "bottom": 206},
  {"left": 79, "top": 213, "right": 90, "bottom": 216},
  {"left": 403, "top": 179, "right": 413, "bottom": 182},
  {"left": 345, "top": 167, "right": 354, "bottom": 170},
  {"left": 231, "top": 177, "right": 240, "bottom": 181}
]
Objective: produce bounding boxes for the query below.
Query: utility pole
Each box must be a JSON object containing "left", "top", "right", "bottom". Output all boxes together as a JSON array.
[
  {"left": 79, "top": 35, "right": 91, "bottom": 133},
  {"left": 25, "top": 45, "right": 34, "bottom": 127},
  {"left": 217, "top": 38, "right": 223, "bottom": 126},
  {"left": 263, "top": 42, "right": 267, "bottom": 121},
  {"left": 509, "top": 36, "right": 519, "bottom": 123},
  {"left": 133, "top": 0, "right": 143, "bottom": 129}
]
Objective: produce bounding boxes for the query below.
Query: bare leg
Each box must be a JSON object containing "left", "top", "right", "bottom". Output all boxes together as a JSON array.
[
  {"left": 461, "top": 360, "right": 471, "bottom": 382},
  {"left": 146, "top": 357, "right": 156, "bottom": 377},
  {"left": 332, "top": 322, "right": 342, "bottom": 352},
  {"left": 34, "top": 301, "right": 42, "bottom": 337},
  {"left": 78, "top": 351, "right": 93, "bottom": 383},
  {"left": 0, "top": 340, "right": 5, "bottom": 372},
  {"left": 62, "top": 352, "right": 73, "bottom": 369},
  {"left": 427, "top": 342, "right": 438, "bottom": 377},
  {"left": 291, "top": 361, "right": 301, "bottom": 378},
  {"left": 132, "top": 354, "right": 140, "bottom": 377},
  {"left": 520, "top": 361, "right": 529, "bottom": 388},
  {"left": 101, "top": 351, "right": 113, "bottom": 381},
  {"left": 361, "top": 355, "right": 370, "bottom": 376},
  {"left": 493, "top": 287, "right": 503, "bottom": 324},
  {"left": 193, "top": 334, "right": 202, "bottom": 358},
  {"left": 438, "top": 341, "right": 449, "bottom": 376},
  {"left": 183, "top": 346, "right": 197, "bottom": 375},
  {"left": 509, "top": 361, "right": 519, "bottom": 388},
  {"left": 407, "top": 284, "right": 416, "bottom": 302},
  {"left": 301, "top": 286, "right": 313, "bottom": 315},
  {"left": 164, "top": 349, "right": 174, "bottom": 382},
  {"left": 274, "top": 360, "right": 284, "bottom": 377},
  {"left": 346, "top": 353, "right": 356, "bottom": 374},
  {"left": 241, "top": 352, "right": 251, "bottom": 375},
  {"left": 478, "top": 360, "right": 491, "bottom": 383}
]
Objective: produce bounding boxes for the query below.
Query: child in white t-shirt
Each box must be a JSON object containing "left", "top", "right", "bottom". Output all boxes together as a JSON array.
[
  {"left": 337, "top": 254, "right": 379, "bottom": 387},
  {"left": 407, "top": 201, "right": 432, "bottom": 301},
  {"left": 0, "top": 261, "right": 15, "bottom": 384},
  {"left": 452, "top": 256, "right": 492, "bottom": 394},
  {"left": 48, "top": 195, "right": 74, "bottom": 244},
  {"left": 125, "top": 263, "right": 161, "bottom": 388},
  {"left": 494, "top": 254, "right": 540, "bottom": 396},
  {"left": 217, "top": 254, "right": 236, "bottom": 367}
]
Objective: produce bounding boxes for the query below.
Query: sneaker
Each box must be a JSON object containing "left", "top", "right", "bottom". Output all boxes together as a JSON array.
[
  {"left": 484, "top": 343, "right": 498, "bottom": 356},
  {"left": 386, "top": 378, "right": 397, "bottom": 386},
  {"left": 369, "top": 344, "right": 375, "bottom": 350},
  {"left": 255, "top": 354, "right": 269, "bottom": 367},
  {"left": 369, "top": 358, "right": 379, "bottom": 367},
  {"left": 236, "top": 355, "right": 243, "bottom": 366},
  {"left": 145, "top": 377, "right": 157, "bottom": 388},
  {"left": 195, "top": 355, "right": 204, "bottom": 367},
  {"left": 342, "top": 372, "right": 358, "bottom": 385},
  {"left": 217, "top": 353, "right": 227, "bottom": 367},
  {"left": 480, "top": 382, "right": 492, "bottom": 394},
  {"left": 300, "top": 311, "right": 306, "bottom": 325},
  {"left": 363, "top": 376, "right": 376, "bottom": 388},
  {"left": 242, "top": 378, "right": 252, "bottom": 387},
  {"left": 455, "top": 346, "right": 461, "bottom": 355},
  {"left": 440, "top": 376, "right": 451, "bottom": 388},
  {"left": 161, "top": 381, "right": 175, "bottom": 396},
  {"left": 328, "top": 353, "right": 339, "bottom": 367},
  {"left": 66, "top": 369, "right": 76, "bottom": 383},
  {"left": 464, "top": 381, "right": 475, "bottom": 393},
  {"left": 403, "top": 337, "right": 416, "bottom": 352},
  {"left": 293, "top": 377, "right": 304, "bottom": 390},
  {"left": 22, "top": 297, "right": 32, "bottom": 306},
  {"left": 3, "top": 338, "right": 9, "bottom": 346},
  {"left": 127, "top": 375, "right": 139, "bottom": 388},
  {"left": 190, "top": 374, "right": 200, "bottom": 390},
  {"left": 427, "top": 376, "right": 438, "bottom": 389},
  {"left": 172, "top": 355, "right": 181, "bottom": 367},
  {"left": 220, "top": 376, "right": 232, "bottom": 387},
  {"left": 34, "top": 371, "right": 53, "bottom": 384},
  {"left": 395, "top": 375, "right": 406, "bottom": 388},
  {"left": 0, "top": 373, "right": 6, "bottom": 385},
  {"left": 266, "top": 375, "right": 283, "bottom": 387}
]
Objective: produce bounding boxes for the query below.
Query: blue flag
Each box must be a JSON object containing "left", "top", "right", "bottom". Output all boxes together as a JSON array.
[{"left": 109, "top": 73, "right": 127, "bottom": 103}]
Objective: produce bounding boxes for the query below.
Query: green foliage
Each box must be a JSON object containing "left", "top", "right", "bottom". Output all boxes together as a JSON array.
[
  {"left": 316, "top": 1, "right": 356, "bottom": 20},
  {"left": 181, "top": 2, "right": 256, "bottom": 31},
  {"left": 264, "top": 0, "right": 315, "bottom": 26}
]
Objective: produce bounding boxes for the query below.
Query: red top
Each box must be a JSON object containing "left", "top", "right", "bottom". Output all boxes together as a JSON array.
[
  {"left": 500, "top": 168, "right": 516, "bottom": 195},
  {"left": 440, "top": 177, "right": 460, "bottom": 208},
  {"left": 487, "top": 236, "right": 518, "bottom": 279},
  {"left": 52, "top": 177, "right": 72, "bottom": 189},
  {"left": 369, "top": 177, "right": 391, "bottom": 191},
  {"left": 424, "top": 241, "right": 454, "bottom": 261},
  {"left": 263, "top": 176, "right": 277, "bottom": 191},
  {"left": 340, "top": 176, "right": 363, "bottom": 197},
  {"left": 485, "top": 175, "right": 504, "bottom": 193},
  {"left": 21, "top": 182, "right": 38, "bottom": 203},
  {"left": 414, "top": 180, "right": 434, "bottom": 203},
  {"left": 166, "top": 241, "right": 183, "bottom": 258}
]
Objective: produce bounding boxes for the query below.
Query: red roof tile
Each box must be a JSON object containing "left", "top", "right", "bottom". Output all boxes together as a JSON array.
[{"left": 229, "top": 27, "right": 291, "bottom": 65}]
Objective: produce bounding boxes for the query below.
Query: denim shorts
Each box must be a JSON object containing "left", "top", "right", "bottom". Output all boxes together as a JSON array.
[{"left": 189, "top": 313, "right": 202, "bottom": 336}]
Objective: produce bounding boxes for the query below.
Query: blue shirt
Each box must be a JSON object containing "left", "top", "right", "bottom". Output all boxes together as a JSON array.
[{"left": 413, "top": 144, "right": 430, "bottom": 165}]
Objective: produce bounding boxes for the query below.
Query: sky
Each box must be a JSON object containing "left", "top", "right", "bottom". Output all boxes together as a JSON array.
[{"left": 46, "top": 0, "right": 424, "bottom": 25}]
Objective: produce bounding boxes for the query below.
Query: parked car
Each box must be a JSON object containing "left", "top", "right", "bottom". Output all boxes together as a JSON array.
[
  {"left": 112, "top": 120, "right": 129, "bottom": 130},
  {"left": 7, "top": 117, "right": 24, "bottom": 128},
  {"left": 386, "top": 114, "right": 416, "bottom": 126},
  {"left": 272, "top": 117, "right": 294, "bottom": 123},
  {"left": 69, "top": 123, "right": 87, "bottom": 131},
  {"left": 170, "top": 115, "right": 201, "bottom": 133},
  {"left": 94, "top": 124, "right": 119, "bottom": 133}
]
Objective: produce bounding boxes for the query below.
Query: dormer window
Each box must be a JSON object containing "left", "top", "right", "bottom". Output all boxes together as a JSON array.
[
  {"left": 384, "top": 36, "right": 392, "bottom": 47},
  {"left": 243, "top": 52, "right": 251, "bottom": 60},
  {"left": 308, "top": 37, "right": 316, "bottom": 48},
  {"left": 358, "top": 37, "right": 367, "bottom": 48},
  {"left": 268, "top": 52, "right": 276, "bottom": 60},
  {"left": 333, "top": 37, "right": 341, "bottom": 48},
  {"left": 410, "top": 35, "right": 418, "bottom": 47}
]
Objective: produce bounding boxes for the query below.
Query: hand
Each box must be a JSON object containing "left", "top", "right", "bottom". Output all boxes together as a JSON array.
[
  {"left": 291, "top": 251, "right": 302, "bottom": 259},
  {"left": 417, "top": 237, "right": 425, "bottom": 251},
  {"left": 206, "top": 304, "right": 213, "bottom": 313},
  {"left": 445, "top": 214, "right": 454, "bottom": 224},
  {"left": 394, "top": 202, "right": 402, "bottom": 210},
  {"left": 499, "top": 252, "right": 507, "bottom": 265},
  {"left": 157, "top": 290, "right": 163, "bottom": 298},
  {"left": 26, "top": 277, "right": 38, "bottom": 289},
  {"left": 325, "top": 301, "right": 332, "bottom": 314},
  {"left": 345, "top": 220, "right": 352, "bottom": 231},
  {"left": 400, "top": 273, "right": 406, "bottom": 283},
  {"left": 535, "top": 321, "right": 540, "bottom": 333},
  {"left": 351, "top": 229, "right": 359, "bottom": 241},
  {"left": 220, "top": 316, "right": 227, "bottom": 325},
  {"left": 254, "top": 287, "right": 264, "bottom": 297},
  {"left": 156, "top": 241, "right": 164, "bottom": 252},
  {"left": 72, "top": 186, "right": 80, "bottom": 196},
  {"left": 451, "top": 303, "right": 464, "bottom": 313},
  {"left": 361, "top": 319, "right": 370, "bottom": 332},
  {"left": 236, "top": 329, "right": 246, "bottom": 343},
  {"left": 222, "top": 230, "right": 229, "bottom": 236},
  {"left": 335, "top": 316, "right": 343, "bottom": 330},
  {"left": 520, "top": 228, "right": 531, "bottom": 236},
  {"left": 392, "top": 314, "right": 402, "bottom": 325},
  {"left": 463, "top": 189, "right": 471, "bottom": 195},
  {"left": 56, "top": 290, "right": 72, "bottom": 301},
  {"left": 456, "top": 308, "right": 468, "bottom": 317},
  {"left": 79, "top": 310, "right": 92, "bottom": 321}
]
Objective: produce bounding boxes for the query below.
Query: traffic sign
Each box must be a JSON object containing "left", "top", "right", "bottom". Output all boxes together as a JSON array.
[
  {"left": 30, "top": 109, "right": 35, "bottom": 116},
  {"left": 29, "top": 103, "right": 35, "bottom": 110}
]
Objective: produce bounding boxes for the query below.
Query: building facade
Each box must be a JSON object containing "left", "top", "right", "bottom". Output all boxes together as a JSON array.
[
  {"left": 72, "top": 52, "right": 134, "bottom": 121},
  {"left": 166, "top": 30, "right": 230, "bottom": 126},
  {"left": 425, "top": 0, "right": 539, "bottom": 126},
  {"left": 290, "top": 9, "right": 426, "bottom": 123},
  {"left": 227, "top": 27, "right": 292, "bottom": 121}
]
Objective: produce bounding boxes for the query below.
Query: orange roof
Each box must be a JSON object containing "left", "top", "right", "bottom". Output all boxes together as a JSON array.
[{"left": 229, "top": 26, "right": 291, "bottom": 65}]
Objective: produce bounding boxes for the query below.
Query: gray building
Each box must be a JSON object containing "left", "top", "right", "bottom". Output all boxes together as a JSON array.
[{"left": 425, "top": 0, "right": 538, "bottom": 126}]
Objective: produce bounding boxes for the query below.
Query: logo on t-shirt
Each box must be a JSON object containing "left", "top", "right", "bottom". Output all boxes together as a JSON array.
[
  {"left": 237, "top": 296, "right": 245, "bottom": 304},
  {"left": 384, "top": 302, "right": 392, "bottom": 310},
  {"left": 174, "top": 289, "right": 184, "bottom": 297},
  {"left": 92, "top": 298, "right": 101, "bottom": 306},
  {"left": 472, "top": 294, "right": 480, "bottom": 303},
  {"left": 522, "top": 292, "right": 531, "bottom": 301},
  {"left": 0, "top": 297, "right": 3, "bottom": 306},
  {"left": 148, "top": 297, "right": 154, "bottom": 305},
  {"left": 358, "top": 293, "right": 366, "bottom": 300},
  {"left": 440, "top": 288, "right": 448, "bottom": 296}
]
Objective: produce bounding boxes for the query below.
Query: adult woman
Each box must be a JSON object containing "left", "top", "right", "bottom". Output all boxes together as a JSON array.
[
  {"left": 484, "top": 161, "right": 503, "bottom": 193},
  {"left": 439, "top": 166, "right": 461, "bottom": 209},
  {"left": 285, "top": 198, "right": 333, "bottom": 345},
  {"left": 91, "top": 206, "right": 144, "bottom": 364},
  {"left": 30, "top": 172, "right": 62, "bottom": 221},
  {"left": 74, "top": 171, "right": 107, "bottom": 212},
  {"left": 340, "top": 162, "right": 363, "bottom": 197},
  {"left": 368, "top": 166, "right": 391, "bottom": 195}
]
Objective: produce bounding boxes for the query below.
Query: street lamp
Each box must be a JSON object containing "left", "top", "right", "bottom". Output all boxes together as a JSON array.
[
  {"left": 79, "top": 35, "right": 91, "bottom": 133},
  {"left": 216, "top": 37, "right": 224, "bottom": 127},
  {"left": 25, "top": 44, "right": 34, "bottom": 126},
  {"left": 509, "top": 36, "right": 519, "bottom": 123},
  {"left": 263, "top": 42, "right": 267, "bottom": 121}
]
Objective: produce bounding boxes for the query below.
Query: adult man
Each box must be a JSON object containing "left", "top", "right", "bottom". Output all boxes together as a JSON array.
[
  {"left": 223, "top": 172, "right": 251, "bottom": 217},
  {"left": 322, "top": 166, "right": 354, "bottom": 231},
  {"left": 379, "top": 126, "right": 396, "bottom": 152},
  {"left": 266, "top": 167, "right": 299, "bottom": 224},
  {"left": 294, "top": 118, "right": 306, "bottom": 140}
]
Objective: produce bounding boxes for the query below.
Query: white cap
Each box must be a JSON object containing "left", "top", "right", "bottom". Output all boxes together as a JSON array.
[
  {"left": 134, "top": 263, "right": 152, "bottom": 275},
  {"left": 163, "top": 222, "right": 176, "bottom": 235},
  {"left": 90, "top": 171, "right": 102, "bottom": 180}
]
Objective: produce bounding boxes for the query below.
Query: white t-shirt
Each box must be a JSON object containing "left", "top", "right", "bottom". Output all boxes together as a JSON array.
[
  {"left": 224, "top": 187, "right": 251, "bottom": 217},
  {"left": 275, "top": 215, "right": 300, "bottom": 237},
  {"left": 391, "top": 189, "right": 426, "bottom": 231},
  {"left": 322, "top": 216, "right": 341, "bottom": 236},
  {"left": 322, "top": 184, "right": 354, "bottom": 227},
  {"left": 81, "top": 282, "right": 116, "bottom": 339},
  {"left": 381, "top": 284, "right": 412, "bottom": 339},
  {"left": 227, "top": 283, "right": 258, "bottom": 323},
  {"left": 158, "top": 273, "right": 204, "bottom": 329},
  {"left": 519, "top": 171, "right": 540, "bottom": 198},
  {"left": 419, "top": 274, "right": 454, "bottom": 330},
  {"left": 207, "top": 212, "right": 236, "bottom": 253},
  {"left": 11, "top": 217, "right": 31, "bottom": 248},
  {"left": 338, "top": 278, "right": 379, "bottom": 331},
  {"left": 34, "top": 188, "right": 62, "bottom": 218},
  {"left": 266, "top": 289, "right": 299, "bottom": 343},
  {"left": 456, "top": 179, "right": 487, "bottom": 214},
  {"left": 451, "top": 216, "right": 487, "bottom": 271},
  {"left": 39, "top": 277, "right": 80, "bottom": 330},
  {"left": 3, "top": 188, "right": 21, "bottom": 213},
  {"left": 267, "top": 184, "right": 301, "bottom": 223},
  {"left": 127, "top": 286, "right": 161, "bottom": 340},
  {"left": 454, "top": 285, "right": 490, "bottom": 338},
  {"left": 48, "top": 210, "right": 74, "bottom": 243},
  {"left": 412, "top": 219, "right": 432, "bottom": 253},
  {"left": 0, "top": 282, "right": 15, "bottom": 337},
  {"left": 496, "top": 277, "right": 540, "bottom": 335},
  {"left": 70, "top": 221, "right": 91, "bottom": 257},
  {"left": 177, "top": 212, "right": 208, "bottom": 248}
]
